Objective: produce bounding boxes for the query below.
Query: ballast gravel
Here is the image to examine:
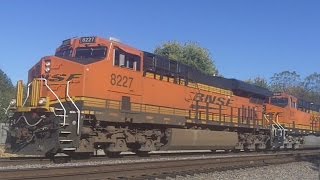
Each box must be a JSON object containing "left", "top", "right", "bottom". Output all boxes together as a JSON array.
[
  {"left": 0, "top": 153, "right": 265, "bottom": 170},
  {"left": 1, "top": 153, "right": 319, "bottom": 180},
  {"left": 158, "top": 161, "right": 319, "bottom": 180}
]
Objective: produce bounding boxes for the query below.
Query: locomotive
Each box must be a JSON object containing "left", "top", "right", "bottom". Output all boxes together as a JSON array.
[{"left": 4, "top": 36, "right": 320, "bottom": 157}]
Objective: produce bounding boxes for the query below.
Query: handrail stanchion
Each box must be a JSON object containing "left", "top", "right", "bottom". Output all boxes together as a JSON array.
[
  {"left": 67, "top": 81, "right": 81, "bottom": 135},
  {"left": 39, "top": 78, "right": 67, "bottom": 126},
  {"left": 22, "top": 82, "right": 32, "bottom": 107}
]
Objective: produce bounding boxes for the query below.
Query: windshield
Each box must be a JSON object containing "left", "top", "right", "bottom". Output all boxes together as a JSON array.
[
  {"left": 55, "top": 48, "right": 73, "bottom": 57},
  {"left": 55, "top": 46, "right": 108, "bottom": 65},
  {"left": 75, "top": 46, "right": 107, "bottom": 59},
  {"left": 270, "top": 97, "right": 288, "bottom": 107}
]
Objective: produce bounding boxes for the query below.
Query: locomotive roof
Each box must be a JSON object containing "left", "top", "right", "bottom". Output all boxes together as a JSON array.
[
  {"left": 187, "top": 70, "right": 273, "bottom": 99},
  {"left": 143, "top": 51, "right": 273, "bottom": 99},
  {"left": 58, "top": 36, "right": 273, "bottom": 99}
]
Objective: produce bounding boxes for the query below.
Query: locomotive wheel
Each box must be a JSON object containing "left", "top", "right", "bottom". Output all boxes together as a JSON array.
[
  {"left": 244, "top": 148, "right": 252, "bottom": 153},
  {"left": 72, "top": 152, "right": 92, "bottom": 159},
  {"left": 135, "top": 151, "right": 150, "bottom": 157},
  {"left": 106, "top": 151, "right": 121, "bottom": 158},
  {"left": 232, "top": 149, "right": 241, "bottom": 153},
  {"left": 52, "top": 156, "right": 71, "bottom": 164}
]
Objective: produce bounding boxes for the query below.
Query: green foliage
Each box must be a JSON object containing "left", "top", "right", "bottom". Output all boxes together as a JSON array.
[
  {"left": 303, "top": 73, "right": 320, "bottom": 92},
  {"left": 268, "top": 71, "right": 320, "bottom": 104},
  {"left": 246, "top": 77, "right": 269, "bottom": 89},
  {"left": 302, "top": 73, "right": 320, "bottom": 103},
  {"left": 270, "top": 71, "right": 301, "bottom": 92},
  {"left": 246, "top": 71, "right": 320, "bottom": 104},
  {"left": 154, "top": 41, "right": 218, "bottom": 75},
  {"left": 0, "top": 69, "right": 15, "bottom": 123}
]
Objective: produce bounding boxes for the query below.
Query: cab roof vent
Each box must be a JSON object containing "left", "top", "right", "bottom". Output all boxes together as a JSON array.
[{"left": 109, "top": 37, "right": 121, "bottom": 43}]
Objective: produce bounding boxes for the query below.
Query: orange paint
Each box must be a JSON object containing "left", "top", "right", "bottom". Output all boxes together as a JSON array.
[{"left": 25, "top": 36, "right": 319, "bottom": 131}]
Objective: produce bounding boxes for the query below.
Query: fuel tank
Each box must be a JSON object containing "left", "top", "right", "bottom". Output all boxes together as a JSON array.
[
  {"left": 162, "top": 128, "right": 238, "bottom": 150},
  {"left": 302, "top": 135, "right": 320, "bottom": 148}
]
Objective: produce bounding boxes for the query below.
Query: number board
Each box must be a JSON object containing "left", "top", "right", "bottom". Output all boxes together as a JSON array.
[
  {"left": 273, "top": 92, "right": 282, "bottom": 96},
  {"left": 80, "top": 37, "right": 96, "bottom": 44}
]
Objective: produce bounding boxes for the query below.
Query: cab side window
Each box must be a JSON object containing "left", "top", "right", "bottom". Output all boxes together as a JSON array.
[{"left": 114, "top": 48, "right": 141, "bottom": 71}]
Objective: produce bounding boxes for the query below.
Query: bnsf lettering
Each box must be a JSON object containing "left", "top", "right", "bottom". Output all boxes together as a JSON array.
[
  {"left": 193, "top": 93, "right": 233, "bottom": 106},
  {"left": 45, "top": 74, "right": 82, "bottom": 82},
  {"left": 48, "top": 74, "right": 66, "bottom": 81},
  {"left": 110, "top": 74, "right": 133, "bottom": 88},
  {"left": 66, "top": 74, "right": 82, "bottom": 81}
]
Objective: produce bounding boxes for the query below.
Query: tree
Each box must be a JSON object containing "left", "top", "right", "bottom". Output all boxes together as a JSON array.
[
  {"left": 154, "top": 41, "right": 218, "bottom": 75},
  {"left": 302, "top": 73, "right": 320, "bottom": 104},
  {"left": 269, "top": 71, "right": 301, "bottom": 93},
  {"left": 303, "top": 73, "right": 320, "bottom": 93},
  {"left": 0, "top": 69, "right": 15, "bottom": 122},
  {"left": 246, "top": 77, "right": 269, "bottom": 89},
  {"left": 269, "top": 71, "right": 320, "bottom": 104}
]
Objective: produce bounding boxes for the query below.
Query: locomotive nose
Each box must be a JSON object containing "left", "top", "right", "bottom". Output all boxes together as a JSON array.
[
  {"left": 28, "top": 61, "right": 42, "bottom": 81},
  {"left": 27, "top": 57, "right": 52, "bottom": 81}
]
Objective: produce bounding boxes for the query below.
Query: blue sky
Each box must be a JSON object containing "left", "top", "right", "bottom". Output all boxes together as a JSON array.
[{"left": 0, "top": 1, "right": 319, "bottom": 83}]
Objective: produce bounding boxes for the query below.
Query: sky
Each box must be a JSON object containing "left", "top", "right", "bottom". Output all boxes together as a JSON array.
[{"left": 0, "top": 1, "right": 319, "bottom": 83}]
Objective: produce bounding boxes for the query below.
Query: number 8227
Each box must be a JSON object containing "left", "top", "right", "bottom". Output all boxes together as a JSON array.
[{"left": 110, "top": 74, "right": 133, "bottom": 88}]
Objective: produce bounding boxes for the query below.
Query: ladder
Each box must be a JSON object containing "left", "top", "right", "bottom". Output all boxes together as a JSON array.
[
  {"left": 264, "top": 114, "right": 287, "bottom": 149},
  {"left": 57, "top": 81, "right": 81, "bottom": 152}
]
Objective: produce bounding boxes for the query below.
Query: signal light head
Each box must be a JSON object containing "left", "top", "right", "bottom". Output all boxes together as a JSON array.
[
  {"left": 44, "top": 59, "right": 51, "bottom": 73},
  {"left": 45, "top": 61, "right": 51, "bottom": 67},
  {"left": 10, "top": 99, "right": 16, "bottom": 106},
  {"left": 45, "top": 67, "right": 50, "bottom": 73}
]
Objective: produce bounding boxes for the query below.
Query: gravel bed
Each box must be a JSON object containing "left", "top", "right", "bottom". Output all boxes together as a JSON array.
[
  {"left": 0, "top": 153, "right": 278, "bottom": 171},
  {"left": 157, "top": 161, "right": 319, "bottom": 180},
  {"left": 0, "top": 154, "right": 236, "bottom": 170}
]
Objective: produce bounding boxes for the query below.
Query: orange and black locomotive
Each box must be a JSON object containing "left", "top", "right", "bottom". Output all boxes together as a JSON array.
[{"left": 5, "top": 36, "right": 320, "bottom": 157}]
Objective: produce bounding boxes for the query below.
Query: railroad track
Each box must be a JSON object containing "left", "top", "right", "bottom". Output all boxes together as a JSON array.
[
  {"left": 0, "top": 150, "right": 261, "bottom": 167},
  {"left": 0, "top": 149, "right": 306, "bottom": 167},
  {"left": 0, "top": 156, "right": 50, "bottom": 167},
  {"left": 0, "top": 150, "right": 319, "bottom": 180},
  {"left": 0, "top": 150, "right": 211, "bottom": 167}
]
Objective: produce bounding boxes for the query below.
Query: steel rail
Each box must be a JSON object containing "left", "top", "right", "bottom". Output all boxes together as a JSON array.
[{"left": 0, "top": 150, "right": 319, "bottom": 180}]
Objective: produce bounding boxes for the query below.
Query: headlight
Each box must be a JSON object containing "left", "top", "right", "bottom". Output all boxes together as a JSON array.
[
  {"left": 45, "top": 67, "right": 51, "bottom": 73},
  {"left": 10, "top": 99, "right": 16, "bottom": 106},
  {"left": 45, "top": 61, "right": 51, "bottom": 66},
  {"left": 38, "top": 98, "right": 47, "bottom": 106}
]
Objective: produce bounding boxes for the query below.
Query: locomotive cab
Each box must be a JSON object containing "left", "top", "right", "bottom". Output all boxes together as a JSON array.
[
  {"left": 55, "top": 37, "right": 108, "bottom": 65},
  {"left": 5, "top": 37, "right": 110, "bottom": 155},
  {"left": 269, "top": 92, "right": 297, "bottom": 109}
]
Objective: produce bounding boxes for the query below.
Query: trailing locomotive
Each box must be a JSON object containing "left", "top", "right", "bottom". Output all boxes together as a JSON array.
[{"left": 5, "top": 36, "right": 320, "bottom": 157}]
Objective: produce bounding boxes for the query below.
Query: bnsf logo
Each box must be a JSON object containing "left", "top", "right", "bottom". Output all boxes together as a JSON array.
[
  {"left": 192, "top": 92, "right": 233, "bottom": 106},
  {"left": 42, "top": 74, "right": 82, "bottom": 82}
]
